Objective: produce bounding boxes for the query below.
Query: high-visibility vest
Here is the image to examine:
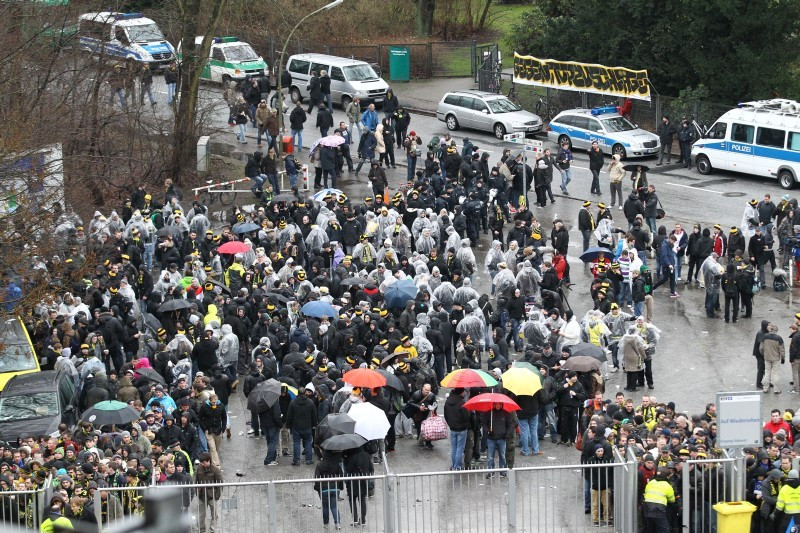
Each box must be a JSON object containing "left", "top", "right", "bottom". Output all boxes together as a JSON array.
[
  {"left": 644, "top": 479, "right": 675, "bottom": 506},
  {"left": 777, "top": 484, "right": 800, "bottom": 514}
]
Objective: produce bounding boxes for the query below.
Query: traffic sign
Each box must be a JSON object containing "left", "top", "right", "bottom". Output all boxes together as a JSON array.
[
  {"left": 524, "top": 139, "right": 543, "bottom": 147},
  {"left": 524, "top": 144, "right": 542, "bottom": 153},
  {"left": 503, "top": 132, "right": 524, "bottom": 142}
]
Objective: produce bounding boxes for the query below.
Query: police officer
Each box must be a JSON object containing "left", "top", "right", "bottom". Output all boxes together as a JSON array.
[
  {"left": 463, "top": 192, "right": 483, "bottom": 246},
  {"left": 643, "top": 467, "right": 675, "bottom": 533},
  {"left": 776, "top": 469, "right": 800, "bottom": 530}
]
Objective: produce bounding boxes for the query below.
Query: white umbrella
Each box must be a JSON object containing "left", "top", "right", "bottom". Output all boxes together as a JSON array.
[{"left": 347, "top": 402, "right": 390, "bottom": 441}]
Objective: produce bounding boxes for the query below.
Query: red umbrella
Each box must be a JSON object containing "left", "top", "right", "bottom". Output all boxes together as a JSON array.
[
  {"left": 463, "top": 393, "right": 520, "bottom": 413},
  {"left": 343, "top": 368, "right": 387, "bottom": 389},
  {"left": 217, "top": 241, "right": 252, "bottom": 254}
]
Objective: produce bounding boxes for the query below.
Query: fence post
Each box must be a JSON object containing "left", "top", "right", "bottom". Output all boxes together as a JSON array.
[
  {"left": 426, "top": 43, "right": 433, "bottom": 79},
  {"left": 627, "top": 446, "right": 638, "bottom": 532},
  {"left": 655, "top": 95, "right": 662, "bottom": 126},
  {"left": 384, "top": 474, "right": 397, "bottom": 533},
  {"left": 94, "top": 490, "right": 103, "bottom": 528},
  {"left": 267, "top": 481, "right": 279, "bottom": 533},
  {"left": 269, "top": 37, "right": 275, "bottom": 71},
  {"left": 470, "top": 40, "right": 477, "bottom": 77},
  {"left": 682, "top": 461, "right": 691, "bottom": 531},
  {"left": 507, "top": 469, "right": 517, "bottom": 532}
]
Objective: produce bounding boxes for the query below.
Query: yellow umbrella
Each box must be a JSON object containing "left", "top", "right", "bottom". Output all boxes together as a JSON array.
[{"left": 500, "top": 367, "right": 542, "bottom": 396}]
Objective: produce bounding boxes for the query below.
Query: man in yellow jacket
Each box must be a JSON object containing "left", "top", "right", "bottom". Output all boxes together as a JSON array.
[
  {"left": 643, "top": 468, "right": 675, "bottom": 533},
  {"left": 776, "top": 469, "right": 800, "bottom": 530}
]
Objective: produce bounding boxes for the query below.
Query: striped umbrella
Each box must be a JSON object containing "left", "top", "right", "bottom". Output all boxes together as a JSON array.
[{"left": 440, "top": 369, "right": 498, "bottom": 389}]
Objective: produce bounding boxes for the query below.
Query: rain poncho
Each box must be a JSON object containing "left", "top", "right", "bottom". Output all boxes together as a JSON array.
[
  {"left": 305, "top": 225, "right": 328, "bottom": 255},
  {"left": 428, "top": 268, "right": 443, "bottom": 292},
  {"left": 411, "top": 213, "right": 432, "bottom": 241},
  {"left": 384, "top": 222, "right": 412, "bottom": 256},
  {"left": 453, "top": 278, "right": 479, "bottom": 306},
  {"left": 445, "top": 226, "right": 461, "bottom": 253},
  {"left": 583, "top": 311, "right": 611, "bottom": 346},
  {"left": 415, "top": 229, "right": 436, "bottom": 256},
  {"left": 412, "top": 326, "right": 433, "bottom": 361},
  {"left": 455, "top": 315, "right": 484, "bottom": 344},
  {"left": 493, "top": 267, "right": 516, "bottom": 299},
  {"left": 505, "top": 241, "right": 520, "bottom": 274},
  {"left": 485, "top": 241, "right": 504, "bottom": 272},
  {"left": 124, "top": 212, "right": 149, "bottom": 239},
  {"left": 636, "top": 320, "right": 662, "bottom": 358},
  {"left": 741, "top": 204, "right": 759, "bottom": 238},
  {"left": 376, "top": 210, "right": 399, "bottom": 239},
  {"left": 456, "top": 239, "right": 477, "bottom": 275},
  {"left": 278, "top": 223, "right": 299, "bottom": 249},
  {"left": 351, "top": 241, "right": 378, "bottom": 267},
  {"left": 515, "top": 260, "right": 542, "bottom": 300},
  {"left": 594, "top": 218, "right": 617, "bottom": 249},
  {"left": 219, "top": 324, "right": 239, "bottom": 366},
  {"left": 603, "top": 310, "right": 635, "bottom": 339},
  {"left": 522, "top": 311, "right": 550, "bottom": 348},
  {"left": 433, "top": 282, "right": 456, "bottom": 309}
]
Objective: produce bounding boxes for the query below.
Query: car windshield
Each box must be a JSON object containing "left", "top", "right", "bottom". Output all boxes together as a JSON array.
[
  {"left": 0, "top": 320, "right": 38, "bottom": 373},
  {"left": 224, "top": 44, "right": 259, "bottom": 62},
  {"left": 486, "top": 98, "right": 522, "bottom": 114},
  {"left": 126, "top": 23, "right": 164, "bottom": 43},
  {"left": 0, "top": 392, "right": 58, "bottom": 422},
  {"left": 602, "top": 116, "right": 637, "bottom": 132},
  {"left": 343, "top": 64, "right": 378, "bottom": 81}
]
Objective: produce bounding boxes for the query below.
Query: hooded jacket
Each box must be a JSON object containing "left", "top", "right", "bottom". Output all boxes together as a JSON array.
[
  {"left": 443, "top": 392, "right": 470, "bottom": 431},
  {"left": 218, "top": 324, "right": 239, "bottom": 366}
]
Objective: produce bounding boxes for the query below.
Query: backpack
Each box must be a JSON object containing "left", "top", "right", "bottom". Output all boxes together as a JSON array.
[{"left": 427, "top": 135, "right": 440, "bottom": 153}]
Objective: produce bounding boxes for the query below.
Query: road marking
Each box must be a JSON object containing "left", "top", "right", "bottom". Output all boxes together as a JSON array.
[{"left": 665, "top": 182, "right": 726, "bottom": 195}]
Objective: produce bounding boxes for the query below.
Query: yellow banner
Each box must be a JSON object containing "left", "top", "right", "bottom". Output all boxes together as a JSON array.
[{"left": 513, "top": 53, "right": 651, "bottom": 101}]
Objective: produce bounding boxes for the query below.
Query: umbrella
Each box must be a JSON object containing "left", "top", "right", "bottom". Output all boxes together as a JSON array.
[
  {"left": 217, "top": 240, "right": 252, "bottom": 254},
  {"left": 440, "top": 369, "right": 498, "bottom": 389},
  {"left": 134, "top": 367, "right": 167, "bottom": 386},
  {"left": 204, "top": 278, "right": 231, "bottom": 296},
  {"left": 569, "top": 342, "right": 608, "bottom": 363},
  {"left": 246, "top": 379, "right": 283, "bottom": 413},
  {"left": 579, "top": 246, "right": 614, "bottom": 263},
  {"left": 562, "top": 355, "right": 602, "bottom": 372},
  {"left": 301, "top": 301, "right": 337, "bottom": 319},
  {"left": 320, "top": 413, "right": 357, "bottom": 435},
  {"left": 265, "top": 292, "right": 291, "bottom": 305},
  {"left": 310, "top": 137, "right": 346, "bottom": 154},
  {"left": 384, "top": 279, "right": 419, "bottom": 308},
  {"left": 312, "top": 188, "right": 345, "bottom": 202},
  {"left": 141, "top": 313, "right": 161, "bottom": 335},
  {"left": 272, "top": 193, "right": 298, "bottom": 203},
  {"left": 348, "top": 402, "right": 391, "bottom": 441},
  {"left": 343, "top": 368, "right": 386, "bottom": 389},
  {"left": 623, "top": 164, "right": 650, "bottom": 172},
  {"left": 500, "top": 367, "right": 542, "bottom": 397},
  {"left": 375, "top": 369, "right": 404, "bottom": 391},
  {"left": 157, "top": 299, "right": 193, "bottom": 313},
  {"left": 82, "top": 401, "right": 141, "bottom": 426},
  {"left": 322, "top": 433, "right": 367, "bottom": 451},
  {"left": 233, "top": 222, "right": 260, "bottom": 234},
  {"left": 156, "top": 226, "right": 182, "bottom": 237},
  {"left": 340, "top": 277, "right": 368, "bottom": 287},
  {"left": 463, "top": 393, "right": 521, "bottom": 413},
  {"left": 511, "top": 361, "right": 539, "bottom": 373}
]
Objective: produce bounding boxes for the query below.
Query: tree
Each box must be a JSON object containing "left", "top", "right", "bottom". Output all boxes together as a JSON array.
[
  {"left": 414, "top": 0, "right": 435, "bottom": 37},
  {"left": 509, "top": 0, "right": 800, "bottom": 102}
]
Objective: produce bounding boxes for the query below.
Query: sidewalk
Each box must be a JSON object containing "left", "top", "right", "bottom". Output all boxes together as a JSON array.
[{"left": 391, "top": 76, "right": 477, "bottom": 115}]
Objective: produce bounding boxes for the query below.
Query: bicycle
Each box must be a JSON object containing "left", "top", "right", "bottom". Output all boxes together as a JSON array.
[
  {"left": 197, "top": 156, "right": 241, "bottom": 208},
  {"left": 534, "top": 96, "right": 559, "bottom": 122},
  {"left": 507, "top": 83, "right": 520, "bottom": 106}
]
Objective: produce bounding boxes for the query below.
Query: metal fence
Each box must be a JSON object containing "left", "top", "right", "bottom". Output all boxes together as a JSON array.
[
  {"left": 681, "top": 451, "right": 746, "bottom": 533},
  {"left": 0, "top": 489, "right": 48, "bottom": 532}
]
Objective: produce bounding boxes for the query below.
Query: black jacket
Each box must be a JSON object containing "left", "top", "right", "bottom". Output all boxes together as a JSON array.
[
  {"left": 198, "top": 401, "right": 227, "bottom": 435},
  {"left": 285, "top": 395, "right": 317, "bottom": 430},
  {"left": 443, "top": 393, "right": 470, "bottom": 431},
  {"left": 289, "top": 107, "right": 307, "bottom": 131},
  {"left": 588, "top": 148, "right": 604, "bottom": 171},
  {"left": 578, "top": 209, "right": 594, "bottom": 231},
  {"left": 316, "top": 108, "right": 334, "bottom": 129}
]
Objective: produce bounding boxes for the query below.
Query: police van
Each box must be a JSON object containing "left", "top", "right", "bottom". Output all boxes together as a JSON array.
[
  {"left": 181, "top": 36, "right": 268, "bottom": 84},
  {"left": 78, "top": 12, "right": 175, "bottom": 70},
  {"left": 691, "top": 99, "right": 800, "bottom": 189}
]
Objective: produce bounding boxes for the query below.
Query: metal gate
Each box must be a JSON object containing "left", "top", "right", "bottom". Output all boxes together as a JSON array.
[{"left": 475, "top": 43, "right": 502, "bottom": 93}]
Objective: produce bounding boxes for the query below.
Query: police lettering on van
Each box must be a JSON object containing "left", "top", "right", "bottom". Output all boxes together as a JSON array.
[
  {"left": 691, "top": 99, "right": 800, "bottom": 189},
  {"left": 78, "top": 12, "right": 175, "bottom": 70}
]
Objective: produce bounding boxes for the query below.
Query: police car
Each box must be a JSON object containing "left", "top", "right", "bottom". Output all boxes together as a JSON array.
[
  {"left": 182, "top": 36, "right": 268, "bottom": 84},
  {"left": 547, "top": 107, "right": 660, "bottom": 159},
  {"left": 78, "top": 12, "right": 175, "bottom": 70}
]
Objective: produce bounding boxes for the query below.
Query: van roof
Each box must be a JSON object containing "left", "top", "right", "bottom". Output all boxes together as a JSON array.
[
  {"left": 288, "top": 53, "right": 369, "bottom": 67},
  {"left": 79, "top": 12, "right": 155, "bottom": 25},
  {"left": 720, "top": 102, "right": 800, "bottom": 130}
]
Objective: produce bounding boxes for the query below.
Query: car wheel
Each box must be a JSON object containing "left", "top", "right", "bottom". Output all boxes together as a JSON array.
[
  {"left": 494, "top": 123, "right": 507, "bottom": 139},
  {"left": 446, "top": 114, "right": 459, "bottom": 131},
  {"left": 222, "top": 74, "right": 231, "bottom": 86},
  {"left": 779, "top": 169, "right": 795, "bottom": 190},
  {"left": 696, "top": 155, "right": 712, "bottom": 175},
  {"left": 557, "top": 135, "right": 572, "bottom": 149},
  {"left": 290, "top": 87, "right": 302, "bottom": 104},
  {"left": 341, "top": 95, "right": 352, "bottom": 110},
  {"left": 612, "top": 144, "right": 627, "bottom": 159}
]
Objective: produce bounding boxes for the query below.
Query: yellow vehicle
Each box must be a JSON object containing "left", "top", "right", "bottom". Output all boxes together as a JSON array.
[{"left": 0, "top": 317, "right": 41, "bottom": 391}]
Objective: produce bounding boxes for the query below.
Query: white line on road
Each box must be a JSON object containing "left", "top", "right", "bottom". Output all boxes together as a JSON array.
[{"left": 665, "top": 182, "right": 725, "bottom": 195}]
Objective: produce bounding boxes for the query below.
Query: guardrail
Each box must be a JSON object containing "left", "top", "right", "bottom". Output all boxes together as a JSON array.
[{"left": 192, "top": 166, "right": 310, "bottom": 201}]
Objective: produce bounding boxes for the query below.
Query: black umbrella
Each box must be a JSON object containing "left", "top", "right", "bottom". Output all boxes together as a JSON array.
[
  {"left": 156, "top": 226, "right": 183, "bottom": 237},
  {"left": 340, "top": 277, "right": 367, "bottom": 287},
  {"left": 247, "top": 379, "right": 282, "bottom": 413},
  {"left": 375, "top": 369, "right": 404, "bottom": 391},
  {"left": 205, "top": 278, "right": 231, "bottom": 296},
  {"left": 158, "top": 299, "right": 193, "bottom": 313},
  {"left": 135, "top": 367, "right": 167, "bottom": 386},
  {"left": 321, "top": 433, "right": 367, "bottom": 451},
  {"left": 265, "top": 292, "right": 291, "bottom": 304},
  {"left": 233, "top": 222, "right": 260, "bottom": 234},
  {"left": 141, "top": 313, "right": 161, "bottom": 335},
  {"left": 272, "top": 193, "right": 298, "bottom": 203},
  {"left": 569, "top": 342, "right": 608, "bottom": 363},
  {"left": 319, "top": 413, "right": 356, "bottom": 436},
  {"left": 561, "top": 355, "right": 602, "bottom": 372},
  {"left": 623, "top": 164, "right": 649, "bottom": 172},
  {"left": 82, "top": 401, "right": 141, "bottom": 426}
]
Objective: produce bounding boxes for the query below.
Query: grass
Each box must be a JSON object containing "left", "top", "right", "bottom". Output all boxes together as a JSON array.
[{"left": 488, "top": 3, "right": 532, "bottom": 68}]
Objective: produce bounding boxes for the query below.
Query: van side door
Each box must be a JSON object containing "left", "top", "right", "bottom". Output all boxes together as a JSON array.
[
  {"left": 330, "top": 66, "right": 346, "bottom": 106},
  {"left": 729, "top": 123, "right": 755, "bottom": 174}
]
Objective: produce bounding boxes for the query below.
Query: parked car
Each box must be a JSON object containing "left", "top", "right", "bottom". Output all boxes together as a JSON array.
[
  {"left": 0, "top": 317, "right": 40, "bottom": 392},
  {"left": 436, "top": 90, "right": 543, "bottom": 139},
  {"left": 0, "top": 370, "right": 79, "bottom": 443},
  {"left": 285, "top": 53, "right": 389, "bottom": 109},
  {"left": 546, "top": 106, "right": 660, "bottom": 159}
]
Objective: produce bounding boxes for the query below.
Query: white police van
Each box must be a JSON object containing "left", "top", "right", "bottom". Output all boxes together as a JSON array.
[
  {"left": 546, "top": 106, "right": 660, "bottom": 159},
  {"left": 78, "top": 12, "right": 175, "bottom": 70},
  {"left": 181, "top": 36, "right": 268, "bottom": 84},
  {"left": 691, "top": 99, "right": 800, "bottom": 189}
]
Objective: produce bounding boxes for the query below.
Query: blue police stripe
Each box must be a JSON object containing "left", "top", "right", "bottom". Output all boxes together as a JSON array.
[
  {"left": 700, "top": 141, "right": 800, "bottom": 163},
  {"left": 548, "top": 123, "right": 630, "bottom": 148}
]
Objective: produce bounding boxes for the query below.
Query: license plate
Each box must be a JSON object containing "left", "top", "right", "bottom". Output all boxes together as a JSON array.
[{"left": 374, "top": 98, "right": 383, "bottom": 102}]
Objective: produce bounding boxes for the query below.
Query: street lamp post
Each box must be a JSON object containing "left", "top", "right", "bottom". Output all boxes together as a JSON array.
[{"left": 276, "top": 0, "right": 343, "bottom": 154}]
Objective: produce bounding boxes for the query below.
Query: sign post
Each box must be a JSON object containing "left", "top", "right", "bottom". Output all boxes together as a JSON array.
[{"left": 715, "top": 391, "right": 762, "bottom": 448}]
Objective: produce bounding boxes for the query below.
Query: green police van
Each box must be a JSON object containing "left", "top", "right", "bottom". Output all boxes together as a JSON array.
[{"left": 180, "top": 36, "right": 268, "bottom": 84}]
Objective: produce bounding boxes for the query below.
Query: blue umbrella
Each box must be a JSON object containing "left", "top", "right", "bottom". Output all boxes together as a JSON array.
[
  {"left": 233, "top": 222, "right": 260, "bottom": 234},
  {"left": 384, "top": 279, "right": 419, "bottom": 308},
  {"left": 579, "top": 246, "right": 614, "bottom": 263},
  {"left": 312, "top": 188, "right": 344, "bottom": 202},
  {"left": 301, "top": 300, "right": 338, "bottom": 318}
]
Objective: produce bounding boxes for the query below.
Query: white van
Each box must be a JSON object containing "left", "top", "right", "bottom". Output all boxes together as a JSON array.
[
  {"left": 179, "top": 36, "right": 268, "bottom": 84},
  {"left": 285, "top": 53, "right": 389, "bottom": 109},
  {"left": 78, "top": 12, "right": 175, "bottom": 70},
  {"left": 691, "top": 99, "right": 800, "bottom": 189}
]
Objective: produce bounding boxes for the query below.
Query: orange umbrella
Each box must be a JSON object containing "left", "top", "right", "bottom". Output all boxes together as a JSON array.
[{"left": 343, "top": 368, "right": 387, "bottom": 389}]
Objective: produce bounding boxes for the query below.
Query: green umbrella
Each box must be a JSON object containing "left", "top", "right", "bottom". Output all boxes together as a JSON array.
[
  {"left": 512, "top": 361, "right": 544, "bottom": 384},
  {"left": 82, "top": 401, "right": 140, "bottom": 426}
]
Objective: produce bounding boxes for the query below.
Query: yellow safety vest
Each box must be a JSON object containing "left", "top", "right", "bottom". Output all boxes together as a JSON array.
[
  {"left": 777, "top": 484, "right": 800, "bottom": 514},
  {"left": 644, "top": 479, "right": 675, "bottom": 506}
]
